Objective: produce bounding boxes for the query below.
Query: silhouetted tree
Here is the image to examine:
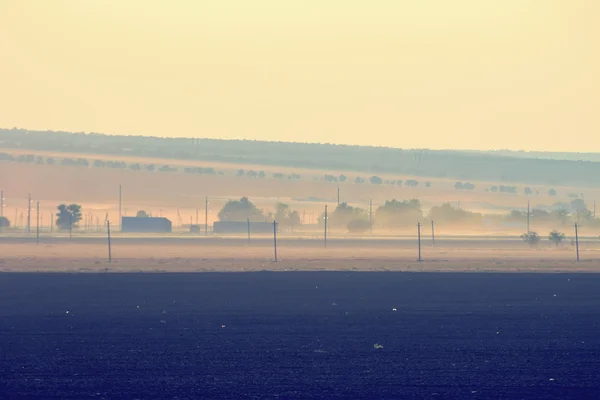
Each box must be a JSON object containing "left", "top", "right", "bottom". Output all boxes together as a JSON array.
[
  {"left": 136, "top": 210, "right": 150, "bottom": 218},
  {"left": 375, "top": 199, "right": 422, "bottom": 228},
  {"left": 370, "top": 176, "right": 383, "bottom": 185},
  {"left": 520, "top": 232, "right": 540, "bottom": 246},
  {"left": 0, "top": 216, "right": 10, "bottom": 228},
  {"left": 218, "top": 197, "right": 264, "bottom": 222},
  {"left": 548, "top": 230, "right": 565, "bottom": 247},
  {"left": 56, "top": 204, "right": 82, "bottom": 230}
]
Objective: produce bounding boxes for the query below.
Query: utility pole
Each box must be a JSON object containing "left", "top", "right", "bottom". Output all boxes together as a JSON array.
[
  {"left": 107, "top": 220, "right": 112, "bottom": 263},
  {"left": 36, "top": 201, "right": 40, "bottom": 244},
  {"left": 247, "top": 217, "right": 251, "bottom": 245},
  {"left": 27, "top": 193, "right": 31, "bottom": 234},
  {"left": 417, "top": 222, "right": 422, "bottom": 262},
  {"left": 273, "top": 220, "right": 278, "bottom": 262},
  {"left": 337, "top": 186, "right": 340, "bottom": 206},
  {"left": 205, "top": 196, "right": 208, "bottom": 235},
  {"left": 118, "top": 184, "right": 122, "bottom": 231},
  {"left": 574, "top": 223, "right": 580, "bottom": 262},
  {"left": 324, "top": 205, "right": 328, "bottom": 248}
]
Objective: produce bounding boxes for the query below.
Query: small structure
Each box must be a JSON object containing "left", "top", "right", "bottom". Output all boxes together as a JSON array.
[
  {"left": 213, "top": 221, "right": 276, "bottom": 234},
  {"left": 189, "top": 224, "right": 203, "bottom": 233},
  {"left": 121, "top": 217, "right": 172, "bottom": 233}
]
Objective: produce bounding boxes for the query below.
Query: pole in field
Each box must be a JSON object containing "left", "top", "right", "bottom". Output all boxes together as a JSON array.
[
  {"left": 27, "top": 193, "right": 31, "bottom": 234},
  {"left": 324, "top": 205, "right": 328, "bottom": 248},
  {"left": 205, "top": 196, "right": 208, "bottom": 235},
  {"left": 417, "top": 222, "right": 422, "bottom": 262},
  {"left": 574, "top": 223, "right": 580, "bottom": 262},
  {"left": 118, "top": 184, "right": 122, "bottom": 231},
  {"left": 247, "top": 217, "right": 251, "bottom": 244},
  {"left": 431, "top": 220, "right": 435, "bottom": 246},
  {"left": 36, "top": 201, "right": 40, "bottom": 244},
  {"left": 273, "top": 220, "right": 278, "bottom": 262},
  {"left": 107, "top": 220, "right": 112, "bottom": 263}
]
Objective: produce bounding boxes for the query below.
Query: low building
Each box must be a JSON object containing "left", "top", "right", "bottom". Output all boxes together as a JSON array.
[
  {"left": 121, "top": 217, "right": 172, "bottom": 233},
  {"left": 213, "top": 221, "right": 276, "bottom": 234}
]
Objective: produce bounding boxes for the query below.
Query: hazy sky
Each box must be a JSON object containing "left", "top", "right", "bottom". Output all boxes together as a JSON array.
[{"left": 1, "top": 1, "right": 599, "bottom": 151}]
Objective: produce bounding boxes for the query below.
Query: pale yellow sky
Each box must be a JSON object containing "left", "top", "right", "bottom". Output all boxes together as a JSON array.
[{"left": 1, "top": 1, "right": 599, "bottom": 151}]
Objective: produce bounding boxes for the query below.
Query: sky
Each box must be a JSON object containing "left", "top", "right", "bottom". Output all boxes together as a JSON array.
[{"left": 1, "top": 1, "right": 599, "bottom": 152}]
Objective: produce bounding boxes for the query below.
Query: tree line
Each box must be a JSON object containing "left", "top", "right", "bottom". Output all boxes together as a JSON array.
[{"left": 4, "top": 128, "right": 600, "bottom": 187}]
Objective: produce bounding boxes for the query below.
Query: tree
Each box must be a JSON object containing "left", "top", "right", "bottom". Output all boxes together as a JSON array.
[
  {"left": 425, "top": 182, "right": 431, "bottom": 188},
  {"left": 548, "top": 230, "right": 565, "bottom": 247},
  {"left": 548, "top": 189, "right": 557, "bottom": 196},
  {"left": 429, "top": 203, "right": 482, "bottom": 226},
  {"left": 339, "top": 174, "right": 347, "bottom": 183},
  {"left": 355, "top": 177, "right": 365, "bottom": 184},
  {"left": 454, "top": 182, "right": 464, "bottom": 190},
  {"left": 524, "top": 187, "right": 533, "bottom": 195},
  {"left": 520, "top": 232, "right": 540, "bottom": 246},
  {"left": 370, "top": 176, "right": 383, "bottom": 185},
  {"left": 236, "top": 169, "right": 245, "bottom": 177},
  {"left": 274, "top": 202, "right": 301, "bottom": 228},
  {"left": 136, "top": 210, "right": 150, "bottom": 218},
  {"left": 320, "top": 202, "right": 368, "bottom": 229},
  {"left": 56, "top": 204, "right": 82, "bottom": 230},
  {"left": 218, "top": 197, "right": 265, "bottom": 222},
  {"left": 0, "top": 216, "right": 10, "bottom": 228},
  {"left": 374, "top": 199, "right": 422, "bottom": 228},
  {"left": 405, "top": 180, "right": 419, "bottom": 187}
]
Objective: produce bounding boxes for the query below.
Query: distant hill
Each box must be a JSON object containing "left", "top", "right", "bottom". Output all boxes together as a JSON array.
[{"left": 1, "top": 128, "right": 599, "bottom": 187}]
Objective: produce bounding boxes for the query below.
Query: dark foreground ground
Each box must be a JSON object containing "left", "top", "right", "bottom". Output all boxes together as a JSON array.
[{"left": 1, "top": 272, "right": 600, "bottom": 399}]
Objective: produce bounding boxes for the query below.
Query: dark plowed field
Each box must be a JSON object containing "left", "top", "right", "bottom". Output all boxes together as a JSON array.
[{"left": 2, "top": 272, "right": 600, "bottom": 399}]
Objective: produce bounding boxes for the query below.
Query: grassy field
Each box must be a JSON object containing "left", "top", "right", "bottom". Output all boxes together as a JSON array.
[{"left": 1, "top": 236, "right": 598, "bottom": 273}]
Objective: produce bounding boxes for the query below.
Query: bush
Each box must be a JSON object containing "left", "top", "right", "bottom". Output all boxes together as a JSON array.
[
  {"left": 548, "top": 230, "right": 565, "bottom": 247},
  {"left": 370, "top": 176, "right": 383, "bottom": 185},
  {"left": 520, "top": 232, "right": 540, "bottom": 246}
]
